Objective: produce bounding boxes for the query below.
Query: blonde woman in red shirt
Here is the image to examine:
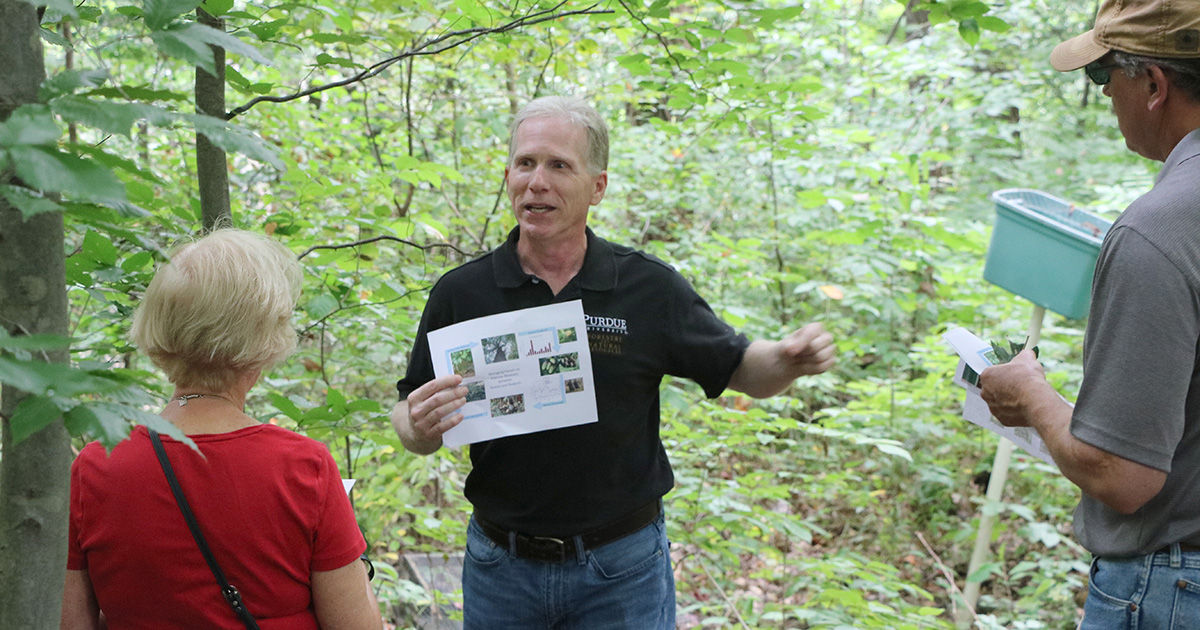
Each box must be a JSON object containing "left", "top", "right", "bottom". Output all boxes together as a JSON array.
[{"left": 61, "top": 229, "right": 381, "bottom": 630}]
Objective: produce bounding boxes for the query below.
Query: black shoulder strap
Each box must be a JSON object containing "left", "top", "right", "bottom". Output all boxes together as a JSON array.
[{"left": 149, "top": 430, "right": 261, "bottom": 630}]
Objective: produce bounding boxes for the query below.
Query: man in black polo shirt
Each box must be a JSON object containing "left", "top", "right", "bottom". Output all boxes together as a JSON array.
[{"left": 392, "top": 95, "right": 835, "bottom": 629}]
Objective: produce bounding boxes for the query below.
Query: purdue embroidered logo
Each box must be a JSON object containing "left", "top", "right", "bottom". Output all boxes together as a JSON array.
[
  {"left": 584, "top": 315, "right": 628, "bottom": 334},
  {"left": 585, "top": 314, "right": 627, "bottom": 356}
]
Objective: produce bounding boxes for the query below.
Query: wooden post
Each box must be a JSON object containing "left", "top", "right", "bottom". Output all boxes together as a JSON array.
[{"left": 956, "top": 304, "right": 1045, "bottom": 627}]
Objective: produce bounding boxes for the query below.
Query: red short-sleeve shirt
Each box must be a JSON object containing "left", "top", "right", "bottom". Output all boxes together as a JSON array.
[{"left": 68, "top": 424, "right": 366, "bottom": 630}]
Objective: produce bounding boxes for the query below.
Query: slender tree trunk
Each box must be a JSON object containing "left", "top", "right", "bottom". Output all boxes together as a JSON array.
[
  {"left": 0, "top": 1, "right": 73, "bottom": 627},
  {"left": 196, "top": 9, "right": 231, "bottom": 230}
]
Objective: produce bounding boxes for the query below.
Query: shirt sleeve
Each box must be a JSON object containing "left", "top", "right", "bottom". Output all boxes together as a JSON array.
[
  {"left": 662, "top": 269, "right": 750, "bottom": 398},
  {"left": 310, "top": 448, "right": 367, "bottom": 572},
  {"left": 1071, "top": 226, "right": 1200, "bottom": 472},
  {"left": 66, "top": 455, "right": 87, "bottom": 570}
]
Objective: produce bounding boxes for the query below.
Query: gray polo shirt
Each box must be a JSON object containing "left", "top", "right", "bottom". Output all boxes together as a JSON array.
[{"left": 1071, "top": 128, "right": 1200, "bottom": 556}]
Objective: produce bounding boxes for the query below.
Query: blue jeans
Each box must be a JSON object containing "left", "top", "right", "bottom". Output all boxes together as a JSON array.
[
  {"left": 1081, "top": 545, "right": 1200, "bottom": 629},
  {"left": 462, "top": 513, "right": 675, "bottom": 630}
]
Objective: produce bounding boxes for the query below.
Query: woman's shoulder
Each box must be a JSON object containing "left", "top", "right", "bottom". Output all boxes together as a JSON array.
[
  {"left": 251, "top": 423, "right": 331, "bottom": 449},
  {"left": 229, "top": 424, "right": 338, "bottom": 466}
]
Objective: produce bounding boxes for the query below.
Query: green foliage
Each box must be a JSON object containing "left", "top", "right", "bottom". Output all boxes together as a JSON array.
[{"left": 4, "top": 0, "right": 1140, "bottom": 626}]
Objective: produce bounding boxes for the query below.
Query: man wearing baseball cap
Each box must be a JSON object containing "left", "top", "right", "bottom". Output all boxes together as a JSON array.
[{"left": 979, "top": 0, "right": 1200, "bottom": 626}]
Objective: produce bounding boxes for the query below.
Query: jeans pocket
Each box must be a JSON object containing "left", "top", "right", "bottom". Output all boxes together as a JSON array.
[
  {"left": 1081, "top": 557, "right": 1137, "bottom": 630},
  {"left": 588, "top": 518, "right": 666, "bottom": 580},
  {"left": 465, "top": 520, "right": 508, "bottom": 568},
  {"left": 1170, "top": 576, "right": 1200, "bottom": 629}
]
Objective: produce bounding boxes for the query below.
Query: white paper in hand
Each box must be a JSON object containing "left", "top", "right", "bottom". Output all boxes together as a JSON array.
[{"left": 428, "top": 300, "right": 599, "bottom": 447}]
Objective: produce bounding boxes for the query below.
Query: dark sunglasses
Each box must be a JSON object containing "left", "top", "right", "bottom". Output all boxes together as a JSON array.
[{"left": 1085, "top": 61, "right": 1120, "bottom": 86}]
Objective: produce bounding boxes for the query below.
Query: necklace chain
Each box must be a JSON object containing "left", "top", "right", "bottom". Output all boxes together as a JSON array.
[{"left": 170, "top": 393, "right": 235, "bottom": 408}]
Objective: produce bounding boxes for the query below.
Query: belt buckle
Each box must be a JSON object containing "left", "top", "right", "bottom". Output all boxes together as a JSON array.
[{"left": 526, "top": 535, "right": 567, "bottom": 562}]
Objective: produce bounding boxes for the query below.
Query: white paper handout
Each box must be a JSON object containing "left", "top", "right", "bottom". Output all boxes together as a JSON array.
[
  {"left": 943, "top": 327, "right": 1057, "bottom": 468},
  {"left": 428, "top": 300, "right": 599, "bottom": 448}
]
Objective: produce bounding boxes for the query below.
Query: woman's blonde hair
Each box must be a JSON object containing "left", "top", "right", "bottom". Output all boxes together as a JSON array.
[{"left": 131, "top": 229, "right": 302, "bottom": 391}]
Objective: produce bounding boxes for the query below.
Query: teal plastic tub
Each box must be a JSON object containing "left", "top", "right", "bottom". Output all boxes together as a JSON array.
[{"left": 983, "top": 189, "right": 1113, "bottom": 319}]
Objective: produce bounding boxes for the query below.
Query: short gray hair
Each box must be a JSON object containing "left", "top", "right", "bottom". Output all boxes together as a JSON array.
[
  {"left": 1112, "top": 51, "right": 1200, "bottom": 102},
  {"left": 507, "top": 96, "right": 609, "bottom": 174}
]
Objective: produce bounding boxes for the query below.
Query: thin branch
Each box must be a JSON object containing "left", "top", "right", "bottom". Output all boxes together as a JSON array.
[
  {"left": 885, "top": 0, "right": 918, "bottom": 46},
  {"left": 439, "top": 186, "right": 486, "bottom": 250},
  {"left": 298, "top": 289, "right": 425, "bottom": 335},
  {"left": 615, "top": 0, "right": 698, "bottom": 86},
  {"left": 226, "top": 2, "right": 612, "bottom": 119},
  {"left": 697, "top": 556, "right": 753, "bottom": 630},
  {"left": 478, "top": 176, "right": 508, "bottom": 245},
  {"left": 295, "top": 235, "right": 474, "bottom": 260},
  {"left": 915, "top": 531, "right": 978, "bottom": 624}
]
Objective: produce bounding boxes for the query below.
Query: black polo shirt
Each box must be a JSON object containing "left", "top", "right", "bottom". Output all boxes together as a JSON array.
[{"left": 397, "top": 227, "right": 749, "bottom": 537}]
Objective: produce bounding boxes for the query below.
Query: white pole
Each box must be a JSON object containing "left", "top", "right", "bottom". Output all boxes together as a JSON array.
[{"left": 955, "top": 305, "right": 1045, "bottom": 628}]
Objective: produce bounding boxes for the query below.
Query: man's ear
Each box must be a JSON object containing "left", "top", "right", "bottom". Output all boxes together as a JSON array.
[
  {"left": 1147, "top": 65, "right": 1170, "bottom": 111},
  {"left": 590, "top": 171, "right": 608, "bottom": 206}
]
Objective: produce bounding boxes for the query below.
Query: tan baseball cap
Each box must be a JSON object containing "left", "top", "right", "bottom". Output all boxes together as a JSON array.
[{"left": 1050, "top": 0, "right": 1200, "bottom": 71}]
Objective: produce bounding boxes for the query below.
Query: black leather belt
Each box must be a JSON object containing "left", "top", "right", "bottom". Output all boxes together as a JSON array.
[
  {"left": 1156, "top": 543, "right": 1200, "bottom": 553},
  {"left": 477, "top": 501, "right": 662, "bottom": 563}
]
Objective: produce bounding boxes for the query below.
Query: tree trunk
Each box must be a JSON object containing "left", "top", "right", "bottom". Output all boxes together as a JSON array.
[
  {"left": 0, "top": 1, "right": 73, "bottom": 627},
  {"left": 196, "top": 9, "right": 231, "bottom": 230}
]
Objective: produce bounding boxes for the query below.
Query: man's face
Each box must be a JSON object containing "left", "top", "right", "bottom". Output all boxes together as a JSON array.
[
  {"left": 505, "top": 116, "right": 607, "bottom": 248},
  {"left": 1101, "top": 60, "right": 1160, "bottom": 160}
]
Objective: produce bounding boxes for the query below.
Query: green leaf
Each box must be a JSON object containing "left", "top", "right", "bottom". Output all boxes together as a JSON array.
[
  {"left": 138, "top": 411, "right": 196, "bottom": 449},
  {"left": 346, "top": 398, "right": 382, "bottom": 413},
  {"left": 268, "top": 392, "right": 302, "bottom": 420},
  {"left": 966, "top": 562, "right": 1000, "bottom": 583},
  {"left": 0, "top": 105, "right": 60, "bottom": 147},
  {"left": 224, "top": 65, "right": 251, "bottom": 87},
  {"left": 40, "top": 69, "right": 109, "bottom": 99},
  {"left": 150, "top": 29, "right": 213, "bottom": 75},
  {"left": 40, "top": 27, "right": 72, "bottom": 47},
  {"left": 200, "top": 0, "right": 233, "bottom": 17},
  {"left": 83, "top": 85, "right": 189, "bottom": 102},
  {"left": 326, "top": 387, "right": 346, "bottom": 412},
  {"left": 17, "top": 0, "right": 77, "bottom": 18},
  {"left": 977, "top": 16, "right": 1011, "bottom": 33},
  {"left": 958, "top": 18, "right": 981, "bottom": 46},
  {"left": 0, "top": 332, "right": 72, "bottom": 352},
  {"left": 154, "top": 23, "right": 272, "bottom": 76},
  {"left": 74, "top": 143, "right": 167, "bottom": 185},
  {"left": 8, "top": 145, "right": 127, "bottom": 204},
  {"left": 0, "top": 185, "right": 62, "bottom": 220},
  {"left": 64, "top": 402, "right": 194, "bottom": 449},
  {"left": 617, "top": 54, "right": 651, "bottom": 75},
  {"left": 304, "top": 294, "right": 339, "bottom": 320},
  {"left": 62, "top": 405, "right": 116, "bottom": 444},
  {"left": 247, "top": 18, "right": 288, "bottom": 41},
  {"left": 309, "top": 33, "right": 366, "bottom": 45},
  {"left": 189, "top": 23, "right": 270, "bottom": 64},
  {"left": 10, "top": 395, "right": 62, "bottom": 445},
  {"left": 454, "top": 0, "right": 491, "bottom": 22},
  {"left": 874, "top": 443, "right": 913, "bottom": 461},
  {"left": 315, "top": 53, "right": 360, "bottom": 69},
  {"left": 51, "top": 97, "right": 146, "bottom": 138},
  {"left": 121, "top": 251, "right": 154, "bottom": 271},
  {"left": 189, "top": 115, "right": 283, "bottom": 168},
  {"left": 82, "top": 230, "right": 119, "bottom": 265},
  {"left": 143, "top": 0, "right": 203, "bottom": 31},
  {"left": 949, "top": 0, "right": 990, "bottom": 20},
  {"left": 0, "top": 356, "right": 125, "bottom": 397}
]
